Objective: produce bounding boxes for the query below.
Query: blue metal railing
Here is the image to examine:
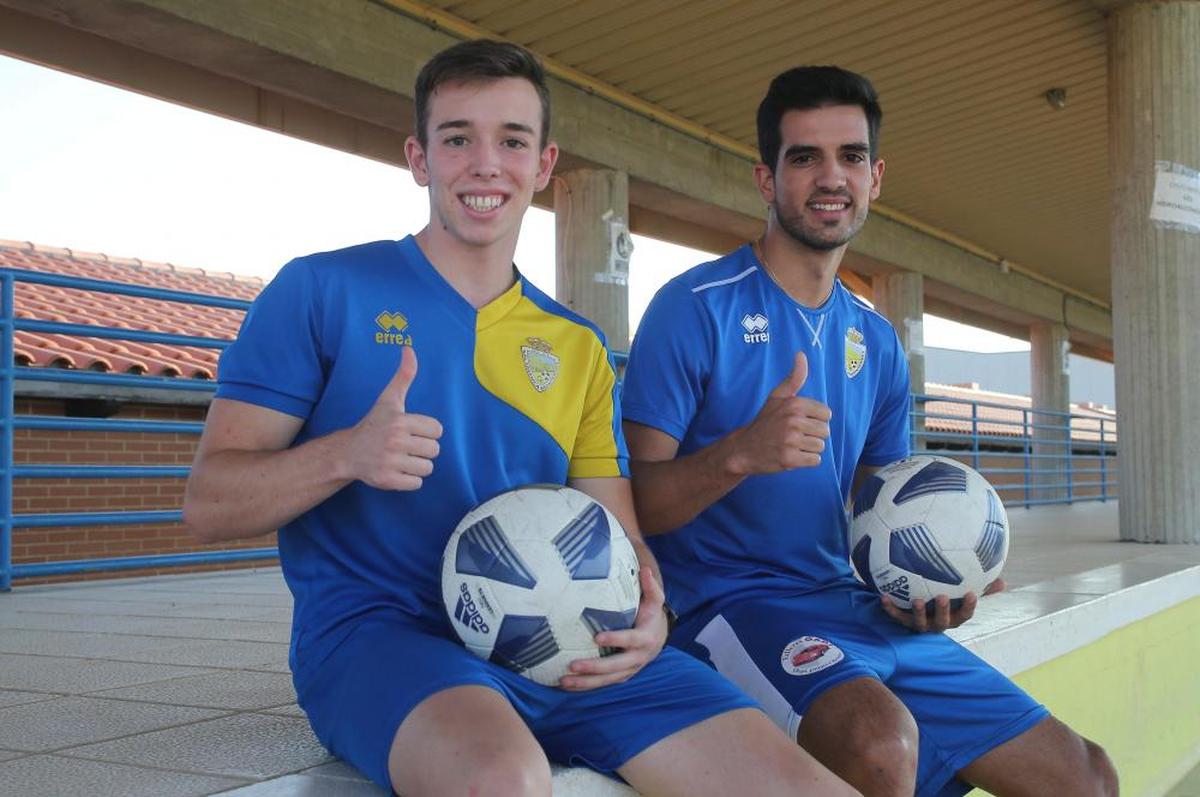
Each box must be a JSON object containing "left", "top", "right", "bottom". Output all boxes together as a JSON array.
[
  {"left": 911, "top": 393, "right": 1118, "bottom": 508},
  {"left": 0, "top": 268, "right": 1119, "bottom": 589},
  {"left": 0, "top": 268, "right": 276, "bottom": 591}
]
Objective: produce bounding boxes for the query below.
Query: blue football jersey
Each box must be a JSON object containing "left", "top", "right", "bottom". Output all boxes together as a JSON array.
[
  {"left": 216, "top": 236, "right": 628, "bottom": 670},
  {"left": 622, "top": 245, "right": 911, "bottom": 616}
]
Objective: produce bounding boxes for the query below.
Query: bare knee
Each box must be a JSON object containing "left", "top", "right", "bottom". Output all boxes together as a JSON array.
[
  {"left": 393, "top": 749, "right": 551, "bottom": 797},
  {"left": 1048, "top": 730, "right": 1118, "bottom": 797},
  {"left": 799, "top": 681, "right": 919, "bottom": 797},
  {"left": 1083, "top": 739, "right": 1119, "bottom": 797},
  {"left": 843, "top": 712, "right": 919, "bottom": 789},
  {"left": 466, "top": 753, "right": 553, "bottom": 797}
]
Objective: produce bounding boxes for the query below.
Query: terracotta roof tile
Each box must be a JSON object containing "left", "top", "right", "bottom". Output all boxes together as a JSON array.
[
  {"left": 0, "top": 240, "right": 262, "bottom": 379},
  {"left": 922, "top": 383, "right": 1117, "bottom": 445}
]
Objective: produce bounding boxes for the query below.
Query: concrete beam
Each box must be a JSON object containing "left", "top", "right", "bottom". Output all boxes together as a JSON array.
[{"left": 0, "top": 0, "right": 1113, "bottom": 351}]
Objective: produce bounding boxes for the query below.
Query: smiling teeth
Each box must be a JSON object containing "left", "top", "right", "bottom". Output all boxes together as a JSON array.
[
  {"left": 463, "top": 195, "right": 503, "bottom": 211},
  {"left": 812, "top": 202, "right": 847, "bottom": 210}
]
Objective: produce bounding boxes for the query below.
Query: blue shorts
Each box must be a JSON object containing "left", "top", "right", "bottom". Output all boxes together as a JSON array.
[
  {"left": 292, "top": 610, "right": 757, "bottom": 792},
  {"left": 671, "top": 587, "right": 1049, "bottom": 797}
]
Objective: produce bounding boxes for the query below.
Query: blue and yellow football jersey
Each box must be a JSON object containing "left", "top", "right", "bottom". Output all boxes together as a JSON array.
[{"left": 215, "top": 236, "right": 628, "bottom": 668}]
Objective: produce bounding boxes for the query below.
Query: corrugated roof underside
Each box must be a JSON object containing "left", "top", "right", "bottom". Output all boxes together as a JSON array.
[{"left": 432, "top": 0, "right": 1110, "bottom": 300}]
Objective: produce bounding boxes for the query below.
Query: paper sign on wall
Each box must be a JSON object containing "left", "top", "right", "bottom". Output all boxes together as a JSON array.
[{"left": 1150, "top": 160, "right": 1200, "bottom": 234}]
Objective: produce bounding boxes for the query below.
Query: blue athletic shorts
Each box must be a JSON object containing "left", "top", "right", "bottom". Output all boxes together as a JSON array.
[
  {"left": 292, "top": 610, "right": 757, "bottom": 792},
  {"left": 670, "top": 586, "right": 1049, "bottom": 797}
]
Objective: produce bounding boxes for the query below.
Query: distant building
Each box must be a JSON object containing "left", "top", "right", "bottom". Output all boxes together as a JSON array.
[{"left": 925, "top": 347, "right": 1116, "bottom": 409}]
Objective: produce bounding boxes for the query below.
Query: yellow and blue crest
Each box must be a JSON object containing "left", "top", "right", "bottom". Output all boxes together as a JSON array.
[
  {"left": 845, "top": 326, "right": 866, "bottom": 378},
  {"left": 520, "top": 336, "right": 560, "bottom": 392}
]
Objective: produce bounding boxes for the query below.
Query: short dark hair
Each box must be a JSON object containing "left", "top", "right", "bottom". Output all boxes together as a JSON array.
[
  {"left": 756, "top": 66, "right": 882, "bottom": 169},
  {"left": 414, "top": 39, "right": 551, "bottom": 149}
]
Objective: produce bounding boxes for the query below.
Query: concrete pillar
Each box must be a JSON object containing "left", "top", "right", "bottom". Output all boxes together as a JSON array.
[
  {"left": 554, "top": 169, "right": 631, "bottom": 351},
  {"left": 872, "top": 271, "right": 925, "bottom": 450},
  {"left": 871, "top": 271, "right": 925, "bottom": 394},
  {"left": 1030, "top": 322, "right": 1071, "bottom": 502},
  {"left": 1110, "top": 1, "right": 1200, "bottom": 543}
]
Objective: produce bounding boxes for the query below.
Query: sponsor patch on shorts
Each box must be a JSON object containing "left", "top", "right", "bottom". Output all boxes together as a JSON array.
[{"left": 780, "top": 636, "right": 843, "bottom": 676}]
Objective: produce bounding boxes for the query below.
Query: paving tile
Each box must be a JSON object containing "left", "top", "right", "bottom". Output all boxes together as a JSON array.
[
  {"left": 261, "top": 703, "right": 307, "bottom": 718},
  {"left": 108, "top": 589, "right": 294, "bottom": 608},
  {"left": 299, "top": 760, "right": 372, "bottom": 781},
  {"left": 0, "top": 611, "right": 290, "bottom": 643},
  {"left": 0, "top": 754, "right": 246, "bottom": 797},
  {"left": 67, "top": 713, "right": 333, "bottom": 779},
  {"left": 93, "top": 670, "right": 296, "bottom": 710},
  {"left": 123, "top": 638, "right": 289, "bottom": 669},
  {"left": 0, "top": 628, "right": 166, "bottom": 659},
  {"left": 242, "top": 607, "right": 294, "bottom": 623},
  {"left": 0, "top": 629, "right": 287, "bottom": 669},
  {"left": 0, "top": 695, "right": 225, "bottom": 752},
  {"left": 0, "top": 653, "right": 211, "bottom": 693},
  {"left": 0, "top": 688, "right": 60, "bottom": 709},
  {"left": 23, "top": 585, "right": 291, "bottom": 609},
  {"left": 213, "top": 772, "right": 387, "bottom": 796},
  {"left": 246, "top": 659, "right": 293, "bottom": 674}
]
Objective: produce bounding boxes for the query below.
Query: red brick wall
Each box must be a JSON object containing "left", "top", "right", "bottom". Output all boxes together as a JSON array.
[
  {"left": 10, "top": 397, "right": 277, "bottom": 586},
  {"left": 928, "top": 449, "right": 1120, "bottom": 504}
]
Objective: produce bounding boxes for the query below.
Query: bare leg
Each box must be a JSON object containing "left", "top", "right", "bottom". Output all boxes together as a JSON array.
[
  {"left": 388, "top": 684, "right": 551, "bottom": 797},
  {"left": 797, "top": 677, "right": 919, "bottom": 797},
  {"left": 619, "top": 706, "right": 860, "bottom": 797},
  {"left": 959, "top": 715, "right": 1118, "bottom": 797}
]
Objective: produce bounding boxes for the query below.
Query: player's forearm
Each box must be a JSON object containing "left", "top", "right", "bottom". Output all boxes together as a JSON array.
[
  {"left": 629, "top": 431, "right": 747, "bottom": 535},
  {"left": 182, "top": 429, "right": 354, "bottom": 542}
]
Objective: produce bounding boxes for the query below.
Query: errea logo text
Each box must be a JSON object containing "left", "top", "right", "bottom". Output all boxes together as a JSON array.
[
  {"left": 742, "top": 313, "right": 769, "bottom": 344},
  {"left": 375, "top": 311, "right": 413, "bottom": 346}
]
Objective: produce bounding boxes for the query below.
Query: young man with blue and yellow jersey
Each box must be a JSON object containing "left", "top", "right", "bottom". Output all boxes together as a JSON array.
[
  {"left": 622, "top": 66, "right": 1118, "bottom": 797},
  {"left": 183, "top": 40, "right": 856, "bottom": 797}
]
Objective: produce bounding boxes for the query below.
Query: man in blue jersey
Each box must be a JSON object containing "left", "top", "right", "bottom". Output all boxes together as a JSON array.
[
  {"left": 183, "top": 41, "right": 856, "bottom": 797},
  {"left": 622, "top": 66, "right": 1117, "bottom": 797}
]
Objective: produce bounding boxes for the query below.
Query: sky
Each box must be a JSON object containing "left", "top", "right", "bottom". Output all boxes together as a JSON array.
[{"left": 0, "top": 54, "right": 1030, "bottom": 352}]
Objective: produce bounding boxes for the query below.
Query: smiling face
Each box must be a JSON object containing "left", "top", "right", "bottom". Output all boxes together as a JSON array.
[
  {"left": 755, "top": 104, "right": 884, "bottom": 253},
  {"left": 405, "top": 77, "right": 557, "bottom": 255}
]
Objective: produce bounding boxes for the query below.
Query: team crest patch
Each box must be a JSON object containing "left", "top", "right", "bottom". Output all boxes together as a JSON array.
[
  {"left": 781, "top": 635, "right": 844, "bottom": 676},
  {"left": 375, "top": 310, "right": 412, "bottom": 345},
  {"left": 521, "top": 337, "right": 559, "bottom": 392},
  {"left": 845, "top": 326, "right": 866, "bottom": 378}
]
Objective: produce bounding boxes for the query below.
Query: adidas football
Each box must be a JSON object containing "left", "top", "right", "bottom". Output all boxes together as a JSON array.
[
  {"left": 441, "top": 484, "right": 642, "bottom": 686},
  {"left": 849, "top": 455, "right": 1008, "bottom": 610}
]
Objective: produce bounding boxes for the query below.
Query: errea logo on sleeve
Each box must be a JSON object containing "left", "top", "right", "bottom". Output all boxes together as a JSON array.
[
  {"left": 741, "top": 313, "right": 770, "bottom": 344},
  {"left": 375, "top": 310, "right": 413, "bottom": 346}
]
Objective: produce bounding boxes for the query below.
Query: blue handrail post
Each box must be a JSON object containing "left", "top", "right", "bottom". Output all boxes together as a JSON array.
[
  {"left": 970, "top": 402, "right": 980, "bottom": 473},
  {"left": 1022, "top": 407, "right": 1032, "bottom": 509},
  {"left": 1065, "top": 411, "right": 1074, "bottom": 503},
  {"left": 1100, "top": 418, "right": 1109, "bottom": 502},
  {"left": 1, "top": 274, "right": 13, "bottom": 592},
  {"left": 910, "top": 394, "right": 919, "bottom": 454}
]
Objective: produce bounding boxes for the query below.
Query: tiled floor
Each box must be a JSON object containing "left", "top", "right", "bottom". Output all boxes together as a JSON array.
[{"left": 0, "top": 500, "right": 1195, "bottom": 796}]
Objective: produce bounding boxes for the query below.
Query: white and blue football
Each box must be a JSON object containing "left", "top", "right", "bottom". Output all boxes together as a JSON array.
[
  {"left": 441, "top": 484, "right": 641, "bottom": 686},
  {"left": 849, "top": 455, "right": 1008, "bottom": 610}
]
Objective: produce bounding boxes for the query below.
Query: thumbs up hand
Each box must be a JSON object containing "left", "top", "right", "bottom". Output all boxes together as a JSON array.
[
  {"left": 348, "top": 345, "right": 443, "bottom": 491},
  {"left": 726, "top": 352, "right": 832, "bottom": 476}
]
